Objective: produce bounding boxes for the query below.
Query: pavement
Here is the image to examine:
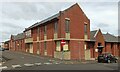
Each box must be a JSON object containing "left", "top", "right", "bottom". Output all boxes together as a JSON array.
[{"left": 0, "top": 50, "right": 119, "bottom": 70}]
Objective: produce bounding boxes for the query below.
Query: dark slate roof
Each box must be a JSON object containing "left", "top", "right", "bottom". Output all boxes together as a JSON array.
[
  {"left": 117, "top": 36, "right": 120, "bottom": 42},
  {"left": 103, "top": 33, "right": 118, "bottom": 42},
  {"left": 25, "top": 3, "right": 88, "bottom": 31},
  {"left": 90, "top": 30, "right": 97, "bottom": 41},
  {"left": 12, "top": 33, "right": 25, "bottom": 40},
  {"left": 4, "top": 40, "right": 10, "bottom": 44},
  {"left": 25, "top": 13, "right": 60, "bottom": 31}
]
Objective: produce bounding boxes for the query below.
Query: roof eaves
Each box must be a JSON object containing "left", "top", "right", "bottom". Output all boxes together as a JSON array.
[{"left": 25, "top": 13, "right": 60, "bottom": 31}]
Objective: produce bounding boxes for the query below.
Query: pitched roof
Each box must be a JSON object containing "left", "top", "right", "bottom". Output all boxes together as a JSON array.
[
  {"left": 25, "top": 3, "right": 88, "bottom": 31},
  {"left": 25, "top": 13, "right": 60, "bottom": 31},
  {"left": 90, "top": 30, "right": 97, "bottom": 41},
  {"left": 4, "top": 40, "right": 10, "bottom": 44},
  {"left": 12, "top": 33, "right": 25, "bottom": 40},
  {"left": 103, "top": 33, "right": 118, "bottom": 42}
]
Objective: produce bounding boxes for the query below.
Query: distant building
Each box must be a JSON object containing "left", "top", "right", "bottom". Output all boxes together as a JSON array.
[
  {"left": 4, "top": 40, "right": 10, "bottom": 49},
  {"left": 9, "top": 33, "right": 25, "bottom": 51},
  {"left": 1, "top": 42, "right": 5, "bottom": 48}
]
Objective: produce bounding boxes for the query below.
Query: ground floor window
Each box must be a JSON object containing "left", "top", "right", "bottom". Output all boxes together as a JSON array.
[
  {"left": 37, "top": 42, "right": 40, "bottom": 54},
  {"left": 63, "top": 41, "right": 69, "bottom": 51},
  {"left": 55, "top": 41, "right": 69, "bottom": 52},
  {"left": 56, "top": 41, "right": 61, "bottom": 51},
  {"left": 44, "top": 42, "right": 47, "bottom": 51}
]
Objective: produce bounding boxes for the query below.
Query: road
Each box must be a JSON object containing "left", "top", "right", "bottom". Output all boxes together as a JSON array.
[{"left": 0, "top": 50, "right": 119, "bottom": 70}]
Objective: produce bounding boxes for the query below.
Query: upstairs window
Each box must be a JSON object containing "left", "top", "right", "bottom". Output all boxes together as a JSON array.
[
  {"left": 54, "top": 21, "right": 58, "bottom": 33},
  {"left": 44, "top": 41, "right": 47, "bottom": 50},
  {"left": 25, "top": 30, "right": 31, "bottom": 38},
  {"left": 65, "top": 18, "right": 70, "bottom": 33},
  {"left": 37, "top": 27, "right": 40, "bottom": 37},
  {"left": 84, "top": 24, "right": 87, "bottom": 34},
  {"left": 44, "top": 25, "right": 47, "bottom": 35}
]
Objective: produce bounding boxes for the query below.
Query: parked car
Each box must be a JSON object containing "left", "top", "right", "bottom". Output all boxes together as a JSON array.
[
  {"left": 98, "top": 52, "right": 118, "bottom": 63},
  {"left": 0, "top": 47, "right": 5, "bottom": 51}
]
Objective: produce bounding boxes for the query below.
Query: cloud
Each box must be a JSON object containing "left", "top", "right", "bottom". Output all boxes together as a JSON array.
[
  {"left": 1, "top": 22, "right": 24, "bottom": 29},
  {"left": 0, "top": 2, "right": 118, "bottom": 42}
]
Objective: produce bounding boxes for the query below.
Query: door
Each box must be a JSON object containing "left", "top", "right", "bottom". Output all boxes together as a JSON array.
[
  {"left": 85, "top": 44, "right": 91, "bottom": 60},
  {"left": 37, "top": 42, "right": 40, "bottom": 54},
  {"left": 85, "top": 49, "right": 91, "bottom": 60},
  {"left": 29, "top": 44, "right": 33, "bottom": 53},
  {"left": 44, "top": 42, "right": 47, "bottom": 56}
]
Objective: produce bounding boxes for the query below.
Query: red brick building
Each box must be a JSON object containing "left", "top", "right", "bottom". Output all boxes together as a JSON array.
[
  {"left": 24, "top": 3, "right": 90, "bottom": 60},
  {"left": 87, "top": 29, "right": 120, "bottom": 59},
  {"left": 7, "top": 3, "right": 120, "bottom": 60},
  {"left": 9, "top": 33, "right": 25, "bottom": 52},
  {"left": 103, "top": 33, "right": 119, "bottom": 57}
]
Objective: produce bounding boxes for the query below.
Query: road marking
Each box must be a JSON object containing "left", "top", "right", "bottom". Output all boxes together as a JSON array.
[
  {"left": 55, "top": 62, "right": 60, "bottom": 64},
  {"left": 12, "top": 65, "right": 22, "bottom": 68},
  {"left": 0, "top": 66, "right": 8, "bottom": 69},
  {"left": 44, "top": 62, "right": 52, "bottom": 65},
  {"left": 34, "top": 63, "right": 42, "bottom": 66},
  {"left": 24, "top": 63, "right": 34, "bottom": 67}
]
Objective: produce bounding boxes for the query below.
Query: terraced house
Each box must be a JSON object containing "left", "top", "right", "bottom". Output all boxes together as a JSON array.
[{"left": 7, "top": 3, "right": 120, "bottom": 60}]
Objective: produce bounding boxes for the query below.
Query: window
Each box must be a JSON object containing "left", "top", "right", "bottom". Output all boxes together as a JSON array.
[
  {"left": 37, "top": 27, "right": 40, "bottom": 36},
  {"left": 98, "top": 43, "right": 101, "bottom": 46},
  {"left": 25, "top": 30, "right": 31, "bottom": 37},
  {"left": 56, "top": 41, "right": 61, "bottom": 51},
  {"left": 84, "top": 24, "right": 87, "bottom": 34},
  {"left": 111, "top": 43, "right": 113, "bottom": 49},
  {"left": 65, "top": 19, "right": 70, "bottom": 33},
  {"left": 44, "top": 26, "right": 47, "bottom": 35},
  {"left": 44, "top": 42, "right": 47, "bottom": 50},
  {"left": 54, "top": 21, "right": 58, "bottom": 33},
  {"left": 37, "top": 42, "right": 39, "bottom": 50}
]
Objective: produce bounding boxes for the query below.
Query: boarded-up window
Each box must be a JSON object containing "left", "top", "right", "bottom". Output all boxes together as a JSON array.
[
  {"left": 37, "top": 27, "right": 40, "bottom": 36},
  {"left": 44, "top": 42, "right": 47, "bottom": 51},
  {"left": 56, "top": 41, "right": 61, "bottom": 51},
  {"left": 84, "top": 24, "right": 87, "bottom": 34},
  {"left": 65, "top": 18, "right": 70, "bottom": 33},
  {"left": 54, "top": 21, "right": 58, "bottom": 33},
  {"left": 44, "top": 26, "right": 47, "bottom": 35},
  {"left": 25, "top": 30, "right": 31, "bottom": 37},
  {"left": 63, "top": 41, "right": 69, "bottom": 51}
]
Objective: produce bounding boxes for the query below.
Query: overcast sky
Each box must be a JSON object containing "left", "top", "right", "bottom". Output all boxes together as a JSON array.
[{"left": 0, "top": 0, "right": 119, "bottom": 42}]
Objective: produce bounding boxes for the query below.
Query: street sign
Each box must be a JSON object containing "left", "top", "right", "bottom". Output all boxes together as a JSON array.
[{"left": 61, "top": 40, "right": 66, "bottom": 46}]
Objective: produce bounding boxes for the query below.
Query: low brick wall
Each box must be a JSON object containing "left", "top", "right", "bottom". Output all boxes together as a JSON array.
[{"left": 54, "top": 51, "right": 70, "bottom": 60}]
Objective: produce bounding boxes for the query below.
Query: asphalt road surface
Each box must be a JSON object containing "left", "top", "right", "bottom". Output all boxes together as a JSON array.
[{"left": 0, "top": 50, "right": 119, "bottom": 70}]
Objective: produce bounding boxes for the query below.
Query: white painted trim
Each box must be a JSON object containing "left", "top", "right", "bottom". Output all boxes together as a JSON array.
[
  {"left": 84, "top": 22, "right": 87, "bottom": 24},
  {"left": 27, "top": 38, "right": 90, "bottom": 43},
  {"left": 94, "top": 30, "right": 99, "bottom": 38},
  {"left": 65, "top": 18, "right": 70, "bottom": 20}
]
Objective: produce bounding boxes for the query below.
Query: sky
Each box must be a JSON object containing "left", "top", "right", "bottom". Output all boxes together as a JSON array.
[{"left": 0, "top": 0, "right": 119, "bottom": 43}]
